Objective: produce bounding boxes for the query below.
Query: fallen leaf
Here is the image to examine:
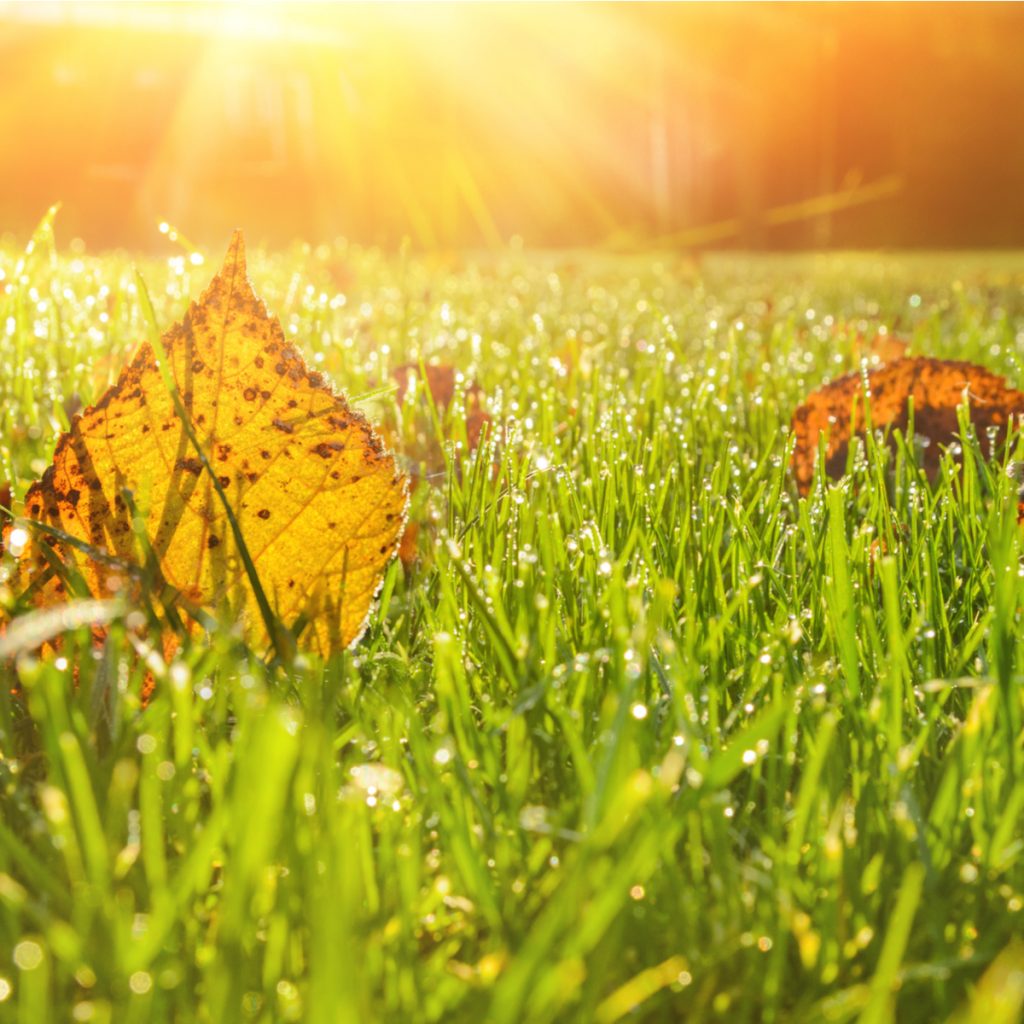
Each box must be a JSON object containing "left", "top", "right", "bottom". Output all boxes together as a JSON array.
[
  {"left": 397, "top": 521, "right": 420, "bottom": 569},
  {"left": 791, "top": 357, "right": 1024, "bottom": 495},
  {"left": 389, "top": 361, "right": 491, "bottom": 472},
  {"left": 465, "top": 408, "right": 493, "bottom": 450},
  {"left": 3, "top": 232, "right": 408, "bottom": 655},
  {"left": 392, "top": 362, "right": 483, "bottom": 411}
]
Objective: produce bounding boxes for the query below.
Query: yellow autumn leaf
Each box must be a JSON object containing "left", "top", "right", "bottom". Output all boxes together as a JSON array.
[{"left": 3, "top": 232, "right": 408, "bottom": 655}]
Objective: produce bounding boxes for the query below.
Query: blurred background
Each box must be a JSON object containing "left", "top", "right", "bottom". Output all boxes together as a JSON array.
[{"left": 1, "top": 1, "right": 1023, "bottom": 251}]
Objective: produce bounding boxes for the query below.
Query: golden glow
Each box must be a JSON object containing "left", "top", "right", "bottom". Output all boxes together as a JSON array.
[{"left": 0, "top": 3, "right": 1019, "bottom": 248}]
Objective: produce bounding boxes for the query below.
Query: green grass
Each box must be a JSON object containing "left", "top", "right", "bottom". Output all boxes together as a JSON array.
[{"left": 2, "top": 215, "right": 1024, "bottom": 1023}]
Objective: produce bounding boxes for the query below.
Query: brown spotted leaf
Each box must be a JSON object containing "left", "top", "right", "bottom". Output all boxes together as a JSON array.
[
  {"left": 4, "top": 233, "right": 408, "bottom": 655},
  {"left": 791, "top": 357, "right": 1024, "bottom": 495}
]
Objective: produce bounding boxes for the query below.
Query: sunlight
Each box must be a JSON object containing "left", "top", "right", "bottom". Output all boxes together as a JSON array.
[
  {"left": 0, "top": 3, "right": 1016, "bottom": 248},
  {"left": 0, "top": 1, "right": 683, "bottom": 246}
]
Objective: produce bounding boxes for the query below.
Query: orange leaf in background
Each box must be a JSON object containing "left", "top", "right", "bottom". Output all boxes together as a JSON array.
[
  {"left": 465, "top": 408, "right": 493, "bottom": 450},
  {"left": 393, "top": 362, "right": 457, "bottom": 407},
  {"left": 391, "top": 361, "right": 492, "bottom": 461},
  {"left": 3, "top": 233, "right": 408, "bottom": 655},
  {"left": 392, "top": 362, "right": 484, "bottom": 412},
  {"left": 386, "top": 362, "right": 494, "bottom": 572},
  {"left": 791, "top": 357, "right": 1024, "bottom": 495},
  {"left": 397, "top": 520, "right": 420, "bottom": 570}
]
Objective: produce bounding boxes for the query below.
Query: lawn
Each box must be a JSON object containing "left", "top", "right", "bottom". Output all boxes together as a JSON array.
[{"left": 2, "top": 219, "right": 1024, "bottom": 1023}]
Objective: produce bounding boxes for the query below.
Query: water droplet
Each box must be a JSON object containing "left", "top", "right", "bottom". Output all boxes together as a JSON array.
[
  {"left": 129, "top": 971, "right": 152, "bottom": 995},
  {"left": 349, "top": 763, "right": 404, "bottom": 798},
  {"left": 13, "top": 941, "right": 43, "bottom": 971}
]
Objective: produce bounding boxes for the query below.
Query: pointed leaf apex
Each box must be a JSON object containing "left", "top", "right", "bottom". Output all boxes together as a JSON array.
[{"left": 224, "top": 229, "right": 247, "bottom": 274}]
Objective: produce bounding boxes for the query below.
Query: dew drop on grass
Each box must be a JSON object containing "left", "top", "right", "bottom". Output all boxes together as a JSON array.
[
  {"left": 170, "top": 662, "right": 190, "bottom": 690},
  {"left": 960, "top": 863, "right": 979, "bottom": 883},
  {"left": 6, "top": 527, "right": 28, "bottom": 558},
  {"left": 129, "top": 971, "right": 152, "bottom": 995},
  {"left": 349, "top": 763, "right": 404, "bottom": 799},
  {"left": 519, "top": 805, "right": 548, "bottom": 831},
  {"left": 13, "top": 940, "right": 43, "bottom": 971}
]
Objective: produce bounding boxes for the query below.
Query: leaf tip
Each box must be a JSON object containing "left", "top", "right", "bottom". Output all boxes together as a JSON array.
[{"left": 223, "top": 229, "right": 247, "bottom": 275}]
